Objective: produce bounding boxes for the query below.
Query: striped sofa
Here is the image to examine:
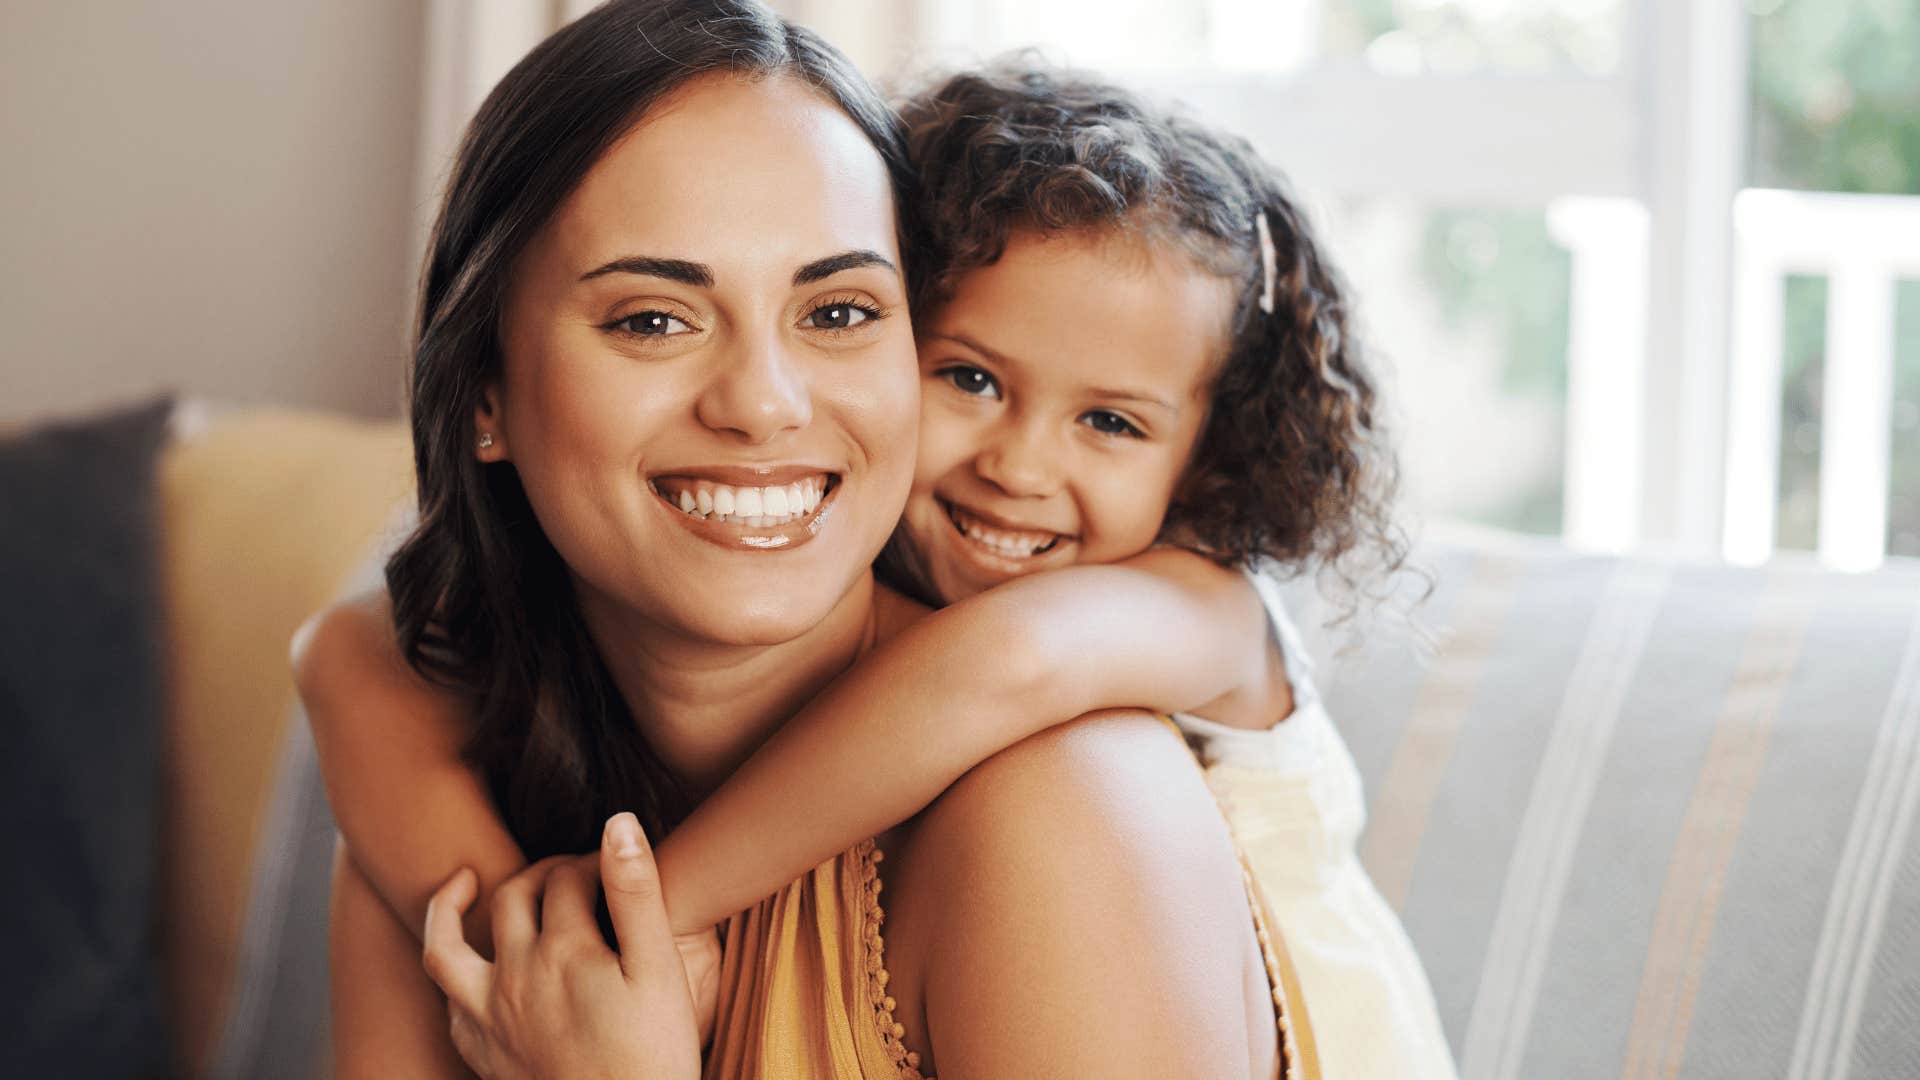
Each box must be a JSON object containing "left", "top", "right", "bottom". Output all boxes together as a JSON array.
[
  {"left": 1288, "top": 528, "right": 1920, "bottom": 1079},
  {"left": 181, "top": 406, "right": 1917, "bottom": 1076}
]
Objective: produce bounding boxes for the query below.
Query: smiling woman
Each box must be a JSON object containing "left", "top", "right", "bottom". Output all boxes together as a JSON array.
[{"left": 471, "top": 70, "right": 916, "bottom": 671}]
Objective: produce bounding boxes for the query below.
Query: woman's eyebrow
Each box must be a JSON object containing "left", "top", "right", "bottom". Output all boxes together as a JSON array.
[
  {"left": 576, "top": 251, "right": 894, "bottom": 288},
  {"left": 793, "top": 249, "right": 896, "bottom": 285},
  {"left": 579, "top": 256, "right": 714, "bottom": 287}
]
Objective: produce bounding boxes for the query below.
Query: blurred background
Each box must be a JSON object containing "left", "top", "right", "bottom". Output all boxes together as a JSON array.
[{"left": 4, "top": 0, "right": 1917, "bottom": 569}]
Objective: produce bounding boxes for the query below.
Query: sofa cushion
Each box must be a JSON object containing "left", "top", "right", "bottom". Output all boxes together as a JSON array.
[
  {"left": 156, "top": 407, "right": 411, "bottom": 1077},
  {"left": 1287, "top": 528, "right": 1920, "bottom": 1078},
  {"left": 0, "top": 397, "right": 175, "bottom": 1077}
]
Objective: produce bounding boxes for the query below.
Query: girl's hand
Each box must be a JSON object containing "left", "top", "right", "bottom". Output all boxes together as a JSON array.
[{"left": 422, "top": 813, "right": 704, "bottom": 1080}]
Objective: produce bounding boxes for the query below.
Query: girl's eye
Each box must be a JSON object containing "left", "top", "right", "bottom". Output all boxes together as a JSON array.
[
  {"left": 1082, "top": 410, "right": 1143, "bottom": 438},
  {"left": 609, "top": 311, "right": 694, "bottom": 337},
  {"left": 806, "top": 302, "right": 880, "bottom": 330},
  {"left": 937, "top": 365, "right": 1000, "bottom": 400}
]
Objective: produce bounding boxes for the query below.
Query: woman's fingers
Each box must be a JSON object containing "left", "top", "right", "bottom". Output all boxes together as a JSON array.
[
  {"left": 421, "top": 867, "right": 492, "bottom": 1017},
  {"left": 490, "top": 855, "right": 565, "bottom": 961},
  {"left": 538, "top": 853, "right": 604, "bottom": 952},
  {"left": 446, "top": 1001, "right": 492, "bottom": 1078},
  {"left": 600, "top": 812, "right": 684, "bottom": 983}
]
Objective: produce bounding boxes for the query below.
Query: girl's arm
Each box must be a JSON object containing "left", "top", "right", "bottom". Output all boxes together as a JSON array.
[
  {"left": 294, "top": 595, "right": 527, "bottom": 951},
  {"left": 328, "top": 842, "right": 474, "bottom": 1078},
  {"left": 655, "top": 547, "right": 1287, "bottom": 933}
]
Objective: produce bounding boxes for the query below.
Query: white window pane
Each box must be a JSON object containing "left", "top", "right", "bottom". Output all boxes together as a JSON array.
[
  {"left": 902, "top": 0, "right": 1623, "bottom": 76},
  {"left": 1323, "top": 200, "right": 1586, "bottom": 534},
  {"left": 1324, "top": 0, "right": 1623, "bottom": 77}
]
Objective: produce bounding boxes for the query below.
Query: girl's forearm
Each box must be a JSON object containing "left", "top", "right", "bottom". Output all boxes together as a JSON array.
[
  {"left": 655, "top": 591, "right": 1055, "bottom": 932},
  {"left": 653, "top": 557, "right": 1262, "bottom": 934}
]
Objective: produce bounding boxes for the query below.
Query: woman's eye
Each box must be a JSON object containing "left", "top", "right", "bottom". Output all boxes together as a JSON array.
[
  {"left": 937, "top": 365, "right": 1000, "bottom": 400},
  {"left": 1082, "top": 410, "right": 1143, "bottom": 438},
  {"left": 806, "top": 303, "right": 878, "bottom": 330},
  {"left": 610, "top": 311, "right": 693, "bottom": 337}
]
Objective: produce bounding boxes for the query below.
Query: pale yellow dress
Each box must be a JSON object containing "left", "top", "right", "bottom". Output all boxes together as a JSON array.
[
  {"left": 1172, "top": 564, "right": 1459, "bottom": 1080},
  {"left": 702, "top": 835, "right": 1318, "bottom": 1079}
]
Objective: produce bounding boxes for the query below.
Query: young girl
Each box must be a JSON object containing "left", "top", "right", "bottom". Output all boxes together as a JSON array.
[{"left": 307, "top": 60, "right": 1453, "bottom": 1078}]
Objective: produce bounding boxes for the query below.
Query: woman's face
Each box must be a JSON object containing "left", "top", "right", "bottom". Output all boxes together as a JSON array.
[
  {"left": 486, "top": 73, "right": 918, "bottom": 647},
  {"left": 900, "top": 229, "right": 1234, "bottom": 603}
]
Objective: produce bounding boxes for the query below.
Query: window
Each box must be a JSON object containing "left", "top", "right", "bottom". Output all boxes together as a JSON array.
[{"left": 776, "top": 0, "right": 1920, "bottom": 567}]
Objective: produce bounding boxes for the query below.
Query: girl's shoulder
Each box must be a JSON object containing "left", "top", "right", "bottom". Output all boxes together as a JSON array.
[
  {"left": 291, "top": 590, "right": 467, "bottom": 732},
  {"left": 291, "top": 591, "right": 394, "bottom": 697}
]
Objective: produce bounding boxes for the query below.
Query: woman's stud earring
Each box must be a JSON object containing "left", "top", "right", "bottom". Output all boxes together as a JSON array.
[{"left": 478, "top": 432, "right": 495, "bottom": 451}]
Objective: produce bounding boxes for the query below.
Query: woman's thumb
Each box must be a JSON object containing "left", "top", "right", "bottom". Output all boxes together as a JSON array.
[{"left": 600, "top": 812, "right": 679, "bottom": 981}]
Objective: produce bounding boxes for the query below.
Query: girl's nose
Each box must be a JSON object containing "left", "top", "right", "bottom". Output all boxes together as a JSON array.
[{"left": 974, "top": 419, "right": 1063, "bottom": 498}]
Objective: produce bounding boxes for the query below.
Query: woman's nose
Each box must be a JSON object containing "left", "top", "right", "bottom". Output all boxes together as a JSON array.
[
  {"left": 694, "top": 331, "right": 813, "bottom": 444},
  {"left": 974, "top": 419, "right": 1062, "bottom": 498}
]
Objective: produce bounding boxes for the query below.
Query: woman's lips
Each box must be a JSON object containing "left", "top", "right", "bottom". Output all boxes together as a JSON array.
[{"left": 651, "top": 472, "right": 840, "bottom": 550}]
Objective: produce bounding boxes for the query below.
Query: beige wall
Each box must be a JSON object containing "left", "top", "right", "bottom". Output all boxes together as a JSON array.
[{"left": 0, "top": 1, "right": 425, "bottom": 424}]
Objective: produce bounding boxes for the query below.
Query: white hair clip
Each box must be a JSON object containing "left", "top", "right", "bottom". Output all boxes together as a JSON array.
[{"left": 1255, "top": 210, "right": 1278, "bottom": 315}]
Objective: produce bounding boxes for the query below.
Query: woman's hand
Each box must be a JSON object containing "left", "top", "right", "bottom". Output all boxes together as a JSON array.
[{"left": 422, "top": 813, "right": 706, "bottom": 1080}]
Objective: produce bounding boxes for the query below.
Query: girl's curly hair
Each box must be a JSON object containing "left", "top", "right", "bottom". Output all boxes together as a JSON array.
[{"left": 899, "top": 59, "right": 1411, "bottom": 614}]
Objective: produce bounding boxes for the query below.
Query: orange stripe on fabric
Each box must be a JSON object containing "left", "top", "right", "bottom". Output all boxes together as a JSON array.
[
  {"left": 1618, "top": 573, "right": 1817, "bottom": 1080},
  {"left": 1362, "top": 554, "right": 1529, "bottom": 910}
]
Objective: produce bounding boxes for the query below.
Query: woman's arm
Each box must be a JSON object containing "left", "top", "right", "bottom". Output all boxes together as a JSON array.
[
  {"left": 329, "top": 842, "right": 474, "bottom": 1078},
  {"left": 901, "top": 712, "right": 1274, "bottom": 1078},
  {"left": 655, "top": 548, "right": 1287, "bottom": 933},
  {"left": 294, "top": 595, "right": 527, "bottom": 949}
]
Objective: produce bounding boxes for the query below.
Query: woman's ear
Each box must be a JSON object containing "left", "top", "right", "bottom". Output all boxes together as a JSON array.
[{"left": 474, "top": 383, "right": 509, "bottom": 462}]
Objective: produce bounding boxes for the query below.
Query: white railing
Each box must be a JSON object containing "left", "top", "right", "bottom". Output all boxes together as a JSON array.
[
  {"left": 1552, "top": 197, "right": 1650, "bottom": 554},
  {"left": 1722, "top": 189, "right": 1920, "bottom": 571}
]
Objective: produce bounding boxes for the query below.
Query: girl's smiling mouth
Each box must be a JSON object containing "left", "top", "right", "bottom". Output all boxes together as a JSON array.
[{"left": 938, "top": 497, "right": 1074, "bottom": 568}]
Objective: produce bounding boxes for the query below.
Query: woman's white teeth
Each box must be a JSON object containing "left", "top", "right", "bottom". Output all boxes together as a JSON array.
[{"left": 660, "top": 477, "right": 828, "bottom": 526}]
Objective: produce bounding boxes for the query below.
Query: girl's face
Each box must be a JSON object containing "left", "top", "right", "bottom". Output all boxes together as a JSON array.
[
  {"left": 901, "top": 229, "right": 1237, "bottom": 603},
  {"left": 485, "top": 74, "right": 918, "bottom": 647}
]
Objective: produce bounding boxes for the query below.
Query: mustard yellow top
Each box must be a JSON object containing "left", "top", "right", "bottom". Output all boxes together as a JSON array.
[{"left": 702, "top": 837, "right": 1319, "bottom": 1080}]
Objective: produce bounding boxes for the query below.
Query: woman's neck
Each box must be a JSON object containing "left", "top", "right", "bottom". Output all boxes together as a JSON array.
[{"left": 579, "top": 571, "right": 884, "bottom": 795}]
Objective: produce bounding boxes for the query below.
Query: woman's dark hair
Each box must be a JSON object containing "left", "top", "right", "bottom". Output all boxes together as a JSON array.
[
  {"left": 386, "top": 0, "right": 916, "bottom": 858},
  {"left": 895, "top": 58, "right": 1410, "bottom": 617}
]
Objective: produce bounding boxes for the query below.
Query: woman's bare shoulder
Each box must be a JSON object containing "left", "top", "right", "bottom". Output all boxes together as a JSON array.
[{"left": 891, "top": 711, "right": 1265, "bottom": 1075}]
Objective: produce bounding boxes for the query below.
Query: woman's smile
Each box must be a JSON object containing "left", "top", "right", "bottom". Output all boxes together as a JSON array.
[{"left": 650, "top": 466, "right": 843, "bottom": 550}]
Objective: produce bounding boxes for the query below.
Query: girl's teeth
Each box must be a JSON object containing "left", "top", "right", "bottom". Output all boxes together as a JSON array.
[
  {"left": 950, "top": 506, "right": 1057, "bottom": 556},
  {"left": 658, "top": 478, "right": 832, "bottom": 527}
]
